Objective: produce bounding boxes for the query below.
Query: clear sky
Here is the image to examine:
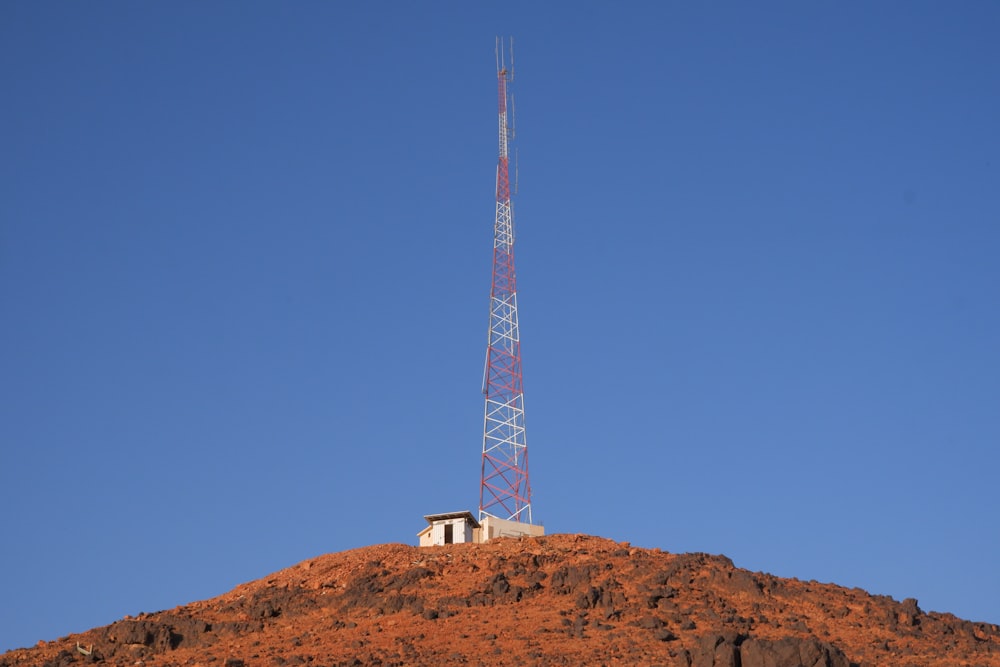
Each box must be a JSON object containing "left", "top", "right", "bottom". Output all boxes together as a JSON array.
[{"left": 2, "top": 1, "right": 998, "bottom": 653}]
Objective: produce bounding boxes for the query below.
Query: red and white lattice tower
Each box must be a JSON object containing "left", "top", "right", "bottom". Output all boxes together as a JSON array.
[{"left": 479, "top": 40, "right": 532, "bottom": 524}]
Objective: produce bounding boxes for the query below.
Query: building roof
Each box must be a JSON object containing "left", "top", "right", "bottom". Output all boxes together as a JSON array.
[{"left": 423, "top": 510, "right": 480, "bottom": 528}]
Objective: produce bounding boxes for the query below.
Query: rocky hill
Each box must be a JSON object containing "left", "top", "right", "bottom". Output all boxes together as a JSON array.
[{"left": 2, "top": 534, "right": 998, "bottom": 667}]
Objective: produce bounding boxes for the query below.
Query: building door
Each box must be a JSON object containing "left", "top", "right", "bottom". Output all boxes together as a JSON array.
[{"left": 444, "top": 523, "right": 453, "bottom": 544}]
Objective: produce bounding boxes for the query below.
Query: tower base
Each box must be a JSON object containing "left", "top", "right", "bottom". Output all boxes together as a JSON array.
[
  {"left": 476, "top": 515, "right": 544, "bottom": 543},
  {"left": 417, "top": 511, "right": 543, "bottom": 546}
]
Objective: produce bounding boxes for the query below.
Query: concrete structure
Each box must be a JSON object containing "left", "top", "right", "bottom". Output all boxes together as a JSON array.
[
  {"left": 477, "top": 515, "right": 544, "bottom": 542},
  {"left": 418, "top": 511, "right": 543, "bottom": 546}
]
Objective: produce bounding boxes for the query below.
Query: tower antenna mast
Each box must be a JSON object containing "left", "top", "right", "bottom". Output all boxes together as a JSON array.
[{"left": 479, "top": 37, "right": 532, "bottom": 523}]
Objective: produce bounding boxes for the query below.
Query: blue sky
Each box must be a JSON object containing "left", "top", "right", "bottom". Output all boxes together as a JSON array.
[{"left": 2, "top": 1, "right": 998, "bottom": 652}]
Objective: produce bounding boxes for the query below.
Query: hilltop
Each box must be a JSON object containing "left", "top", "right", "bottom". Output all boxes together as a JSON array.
[{"left": 2, "top": 534, "right": 998, "bottom": 666}]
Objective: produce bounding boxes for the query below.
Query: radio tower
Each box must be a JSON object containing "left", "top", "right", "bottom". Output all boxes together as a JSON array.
[{"left": 479, "top": 38, "right": 532, "bottom": 524}]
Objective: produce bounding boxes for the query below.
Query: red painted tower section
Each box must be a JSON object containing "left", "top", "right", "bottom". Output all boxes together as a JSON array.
[{"left": 479, "top": 40, "right": 532, "bottom": 523}]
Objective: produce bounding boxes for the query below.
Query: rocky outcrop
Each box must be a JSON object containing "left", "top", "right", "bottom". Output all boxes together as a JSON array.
[
  {"left": 1, "top": 535, "right": 998, "bottom": 667},
  {"left": 677, "top": 633, "right": 851, "bottom": 667}
]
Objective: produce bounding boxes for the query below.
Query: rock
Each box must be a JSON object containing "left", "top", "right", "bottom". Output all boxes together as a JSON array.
[
  {"left": 898, "top": 598, "right": 923, "bottom": 627},
  {"left": 739, "top": 636, "right": 851, "bottom": 667},
  {"left": 638, "top": 615, "right": 665, "bottom": 629}
]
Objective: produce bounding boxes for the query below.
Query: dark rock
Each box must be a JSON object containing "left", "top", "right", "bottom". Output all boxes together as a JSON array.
[
  {"left": 576, "top": 586, "right": 601, "bottom": 609},
  {"left": 898, "top": 597, "right": 922, "bottom": 627},
  {"left": 721, "top": 570, "right": 765, "bottom": 598},
  {"left": 489, "top": 573, "right": 510, "bottom": 596},
  {"left": 654, "top": 629, "right": 678, "bottom": 642},
  {"left": 549, "top": 565, "right": 596, "bottom": 594},
  {"left": 690, "top": 634, "right": 744, "bottom": 667},
  {"left": 689, "top": 633, "right": 844, "bottom": 667},
  {"left": 739, "top": 636, "right": 851, "bottom": 667},
  {"left": 637, "top": 615, "right": 665, "bottom": 629},
  {"left": 103, "top": 618, "right": 186, "bottom": 652},
  {"left": 41, "top": 650, "right": 75, "bottom": 667}
]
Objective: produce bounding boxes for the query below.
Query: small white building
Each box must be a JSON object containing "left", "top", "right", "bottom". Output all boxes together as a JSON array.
[
  {"left": 418, "top": 511, "right": 479, "bottom": 547},
  {"left": 418, "top": 511, "right": 544, "bottom": 546}
]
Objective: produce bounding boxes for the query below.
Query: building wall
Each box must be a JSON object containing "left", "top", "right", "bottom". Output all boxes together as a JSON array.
[
  {"left": 458, "top": 519, "right": 473, "bottom": 543},
  {"left": 419, "top": 518, "right": 476, "bottom": 546},
  {"left": 479, "top": 516, "right": 544, "bottom": 542}
]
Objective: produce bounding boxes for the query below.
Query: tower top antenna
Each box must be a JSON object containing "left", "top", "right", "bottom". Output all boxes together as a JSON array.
[{"left": 496, "top": 36, "right": 514, "bottom": 80}]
